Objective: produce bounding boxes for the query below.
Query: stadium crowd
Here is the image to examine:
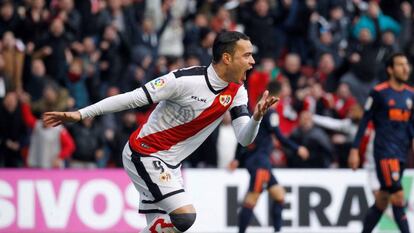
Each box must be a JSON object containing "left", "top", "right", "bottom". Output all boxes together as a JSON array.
[{"left": 0, "top": 0, "right": 414, "bottom": 169}]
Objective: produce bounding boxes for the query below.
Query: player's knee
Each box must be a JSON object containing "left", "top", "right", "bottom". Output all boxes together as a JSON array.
[
  {"left": 244, "top": 193, "right": 260, "bottom": 207},
  {"left": 269, "top": 185, "right": 285, "bottom": 203},
  {"left": 169, "top": 213, "right": 196, "bottom": 232}
]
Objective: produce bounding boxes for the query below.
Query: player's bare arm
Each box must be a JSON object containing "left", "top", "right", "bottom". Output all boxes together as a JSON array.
[
  {"left": 43, "top": 111, "right": 82, "bottom": 127},
  {"left": 252, "top": 90, "right": 279, "bottom": 121}
]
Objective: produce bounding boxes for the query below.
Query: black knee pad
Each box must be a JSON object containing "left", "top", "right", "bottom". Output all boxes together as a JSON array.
[{"left": 169, "top": 213, "right": 196, "bottom": 232}]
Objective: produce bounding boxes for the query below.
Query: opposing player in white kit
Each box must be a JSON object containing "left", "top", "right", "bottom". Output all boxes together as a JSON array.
[{"left": 43, "top": 31, "right": 278, "bottom": 233}]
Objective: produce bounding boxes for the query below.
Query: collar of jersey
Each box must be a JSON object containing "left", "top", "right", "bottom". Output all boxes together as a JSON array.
[{"left": 206, "top": 64, "right": 228, "bottom": 94}]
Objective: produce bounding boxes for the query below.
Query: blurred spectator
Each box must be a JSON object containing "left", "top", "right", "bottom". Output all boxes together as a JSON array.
[
  {"left": 302, "top": 79, "right": 332, "bottom": 116},
  {"left": 24, "top": 59, "right": 50, "bottom": 101},
  {"left": 281, "top": 53, "right": 304, "bottom": 91},
  {"left": 274, "top": 0, "right": 313, "bottom": 62},
  {"left": 286, "top": 111, "right": 334, "bottom": 168},
  {"left": 210, "top": 4, "right": 236, "bottom": 33},
  {"left": 0, "top": 0, "right": 23, "bottom": 37},
  {"left": 239, "top": 0, "right": 278, "bottom": 60},
  {"left": 31, "top": 80, "right": 72, "bottom": 115},
  {"left": 20, "top": 93, "right": 75, "bottom": 168},
  {"left": 2, "top": 31, "right": 25, "bottom": 92},
  {"left": 103, "top": 0, "right": 138, "bottom": 46},
  {"left": 121, "top": 0, "right": 146, "bottom": 25},
  {"left": 99, "top": 25, "right": 130, "bottom": 87},
  {"left": 0, "top": 92, "right": 26, "bottom": 167},
  {"left": 342, "top": 23, "right": 382, "bottom": 105},
  {"left": 183, "top": 12, "right": 209, "bottom": 51},
  {"left": 0, "top": 54, "right": 12, "bottom": 98},
  {"left": 98, "top": 86, "right": 121, "bottom": 167},
  {"left": 155, "top": 0, "right": 186, "bottom": 57},
  {"left": 313, "top": 52, "right": 347, "bottom": 92},
  {"left": 108, "top": 110, "right": 137, "bottom": 167},
  {"left": 68, "top": 117, "right": 105, "bottom": 168},
  {"left": 193, "top": 27, "right": 215, "bottom": 66},
  {"left": 352, "top": 1, "right": 400, "bottom": 40},
  {"left": 21, "top": 0, "right": 50, "bottom": 45},
  {"left": 275, "top": 78, "right": 300, "bottom": 136},
  {"left": 76, "top": 0, "right": 109, "bottom": 38},
  {"left": 308, "top": 12, "right": 343, "bottom": 66},
  {"left": 134, "top": 14, "right": 171, "bottom": 59},
  {"left": 376, "top": 30, "right": 401, "bottom": 81},
  {"left": 331, "top": 82, "right": 357, "bottom": 119},
  {"left": 247, "top": 56, "right": 281, "bottom": 111},
  {"left": 313, "top": 103, "right": 365, "bottom": 168},
  {"left": 78, "top": 37, "right": 101, "bottom": 102},
  {"left": 51, "top": 0, "right": 82, "bottom": 40},
  {"left": 65, "top": 56, "right": 90, "bottom": 108},
  {"left": 33, "top": 18, "right": 73, "bottom": 84},
  {"left": 122, "top": 45, "right": 153, "bottom": 92}
]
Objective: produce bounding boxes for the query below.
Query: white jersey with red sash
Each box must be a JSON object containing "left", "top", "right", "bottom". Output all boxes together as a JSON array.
[{"left": 129, "top": 66, "right": 246, "bottom": 166}]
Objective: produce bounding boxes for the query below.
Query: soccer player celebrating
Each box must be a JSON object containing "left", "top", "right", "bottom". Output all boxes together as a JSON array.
[
  {"left": 349, "top": 53, "right": 413, "bottom": 233},
  {"left": 228, "top": 80, "right": 309, "bottom": 233},
  {"left": 43, "top": 31, "right": 278, "bottom": 233}
]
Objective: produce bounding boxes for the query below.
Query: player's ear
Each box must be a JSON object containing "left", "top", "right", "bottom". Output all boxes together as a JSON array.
[
  {"left": 222, "top": 52, "right": 232, "bottom": 65},
  {"left": 386, "top": 66, "right": 393, "bottom": 77}
]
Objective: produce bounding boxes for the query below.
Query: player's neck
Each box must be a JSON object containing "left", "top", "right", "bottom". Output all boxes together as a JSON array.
[
  {"left": 212, "top": 63, "right": 231, "bottom": 83},
  {"left": 389, "top": 78, "right": 405, "bottom": 91}
]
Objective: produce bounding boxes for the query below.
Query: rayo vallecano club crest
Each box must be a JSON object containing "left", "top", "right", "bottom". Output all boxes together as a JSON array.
[{"left": 219, "top": 95, "right": 232, "bottom": 106}]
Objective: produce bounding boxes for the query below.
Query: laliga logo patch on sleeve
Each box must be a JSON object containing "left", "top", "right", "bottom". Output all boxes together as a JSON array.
[
  {"left": 149, "top": 78, "right": 166, "bottom": 90},
  {"left": 219, "top": 95, "right": 232, "bottom": 106},
  {"left": 406, "top": 98, "right": 412, "bottom": 109},
  {"left": 364, "top": 97, "right": 373, "bottom": 110}
]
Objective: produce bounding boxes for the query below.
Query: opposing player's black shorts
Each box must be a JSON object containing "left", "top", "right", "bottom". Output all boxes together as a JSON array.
[
  {"left": 247, "top": 166, "right": 278, "bottom": 193},
  {"left": 375, "top": 158, "right": 405, "bottom": 193}
]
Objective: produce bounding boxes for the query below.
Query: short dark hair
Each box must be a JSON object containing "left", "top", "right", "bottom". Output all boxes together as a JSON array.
[
  {"left": 267, "top": 80, "right": 282, "bottom": 96},
  {"left": 212, "top": 31, "right": 250, "bottom": 63},
  {"left": 385, "top": 52, "right": 407, "bottom": 69}
]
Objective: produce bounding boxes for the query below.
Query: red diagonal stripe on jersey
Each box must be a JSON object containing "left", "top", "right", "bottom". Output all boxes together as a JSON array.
[{"left": 129, "top": 83, "right": 242, "bottom": 155}]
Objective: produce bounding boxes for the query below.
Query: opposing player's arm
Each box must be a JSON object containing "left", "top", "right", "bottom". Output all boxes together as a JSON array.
[
  {"left": 351, "top": 91, "right": 377, "bottom": 148},
  {"left": 349, "top": 90, "right": 378, "bottom": 169},
  {"left": 410, "top": 96, "right": 414, "bottom": 151},
  {"left": 268, "top": 111, "right": 309, "bottom": 160}
]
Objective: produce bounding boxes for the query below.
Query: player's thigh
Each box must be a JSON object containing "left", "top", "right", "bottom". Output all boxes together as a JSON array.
[
  {"left": 374, "top": 190, "right": 390, "bottom": 210},
  {"left": 390, "top": 190, "right": 405, "bottom": 206},
  {"left": 122, "top": 144, "right": 192, "bottom": 214},
  {"left": 268, "top": 184, "right": 285, "bottom": 202}
]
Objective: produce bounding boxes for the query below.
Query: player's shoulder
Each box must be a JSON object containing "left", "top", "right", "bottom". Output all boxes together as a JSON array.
[
  {"left": 373, "top": 82, "right": 390, "bottom": 92},
  {"left": 172, "top": 66, "right": 207, "bottom": 79},
  {"left": 402, "top": 84, "right": 414, "bottom": 94}
]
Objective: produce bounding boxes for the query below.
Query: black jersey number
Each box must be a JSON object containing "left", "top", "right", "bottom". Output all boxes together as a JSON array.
[{"left": 153, "top": 161, "right": 165, "bottom": 173}]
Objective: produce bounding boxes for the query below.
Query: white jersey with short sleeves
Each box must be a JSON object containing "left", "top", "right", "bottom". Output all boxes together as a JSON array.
[{"left": 80, "top": 65, "right": 260, "bottom": 166}]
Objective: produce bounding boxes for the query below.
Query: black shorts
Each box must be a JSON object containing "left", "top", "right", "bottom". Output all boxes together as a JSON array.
[
  {"left": 375, "top": 158, "right": 405, "bottom": 193},
  {"left": 247, "top": 166, "right": 278, "bottom": 193}
]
